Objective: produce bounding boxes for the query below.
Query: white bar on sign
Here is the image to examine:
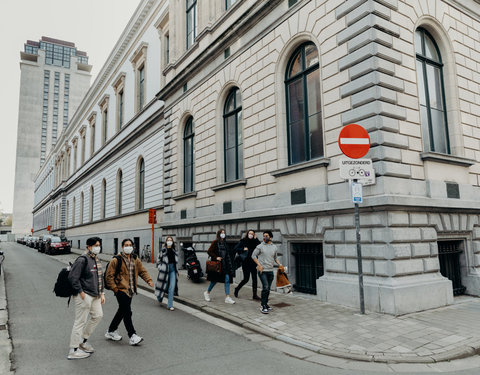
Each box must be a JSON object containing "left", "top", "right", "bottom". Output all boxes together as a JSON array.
[{"left": 340, "top": 138, "right": 369, "bottom": 144}]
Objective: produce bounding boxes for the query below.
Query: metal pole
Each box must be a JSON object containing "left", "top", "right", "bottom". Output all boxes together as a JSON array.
[
  {"left": 355, "top": 201, "right": 365, "bottom": 314},
  {"left": 151, "top": 223, "right": 155, "bottom": 263}
]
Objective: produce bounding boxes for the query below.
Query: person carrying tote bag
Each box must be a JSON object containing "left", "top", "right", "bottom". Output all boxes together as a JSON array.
[
  {"left": 154, "top": 236, "right": 179, "bottom": 310},
  {"left": 203, "top": 228, "right": 236, "bottom": 304}
]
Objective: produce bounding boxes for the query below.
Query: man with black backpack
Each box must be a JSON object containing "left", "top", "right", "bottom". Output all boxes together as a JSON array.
[
  {"left": 67, "top": 237, "right": 104, "bottom": 360},
  {"left": 104, "top": 238, "right": 153, "bottom": 346}
]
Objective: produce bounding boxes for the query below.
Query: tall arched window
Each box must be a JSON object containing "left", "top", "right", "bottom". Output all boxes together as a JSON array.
[
  {"left": 183, "top": 118, "right": 195, "bottom": 193},
  {"left": 89, "top": 186, "right": 94, "bottom": 222},
  {"left": 101, "top": 179, "right": 107, "bottom": 219},
  {"left": 137, "top": 158, "right": 145, "bottom": 210},
  {"left": 415, "top": 28, "right": 450, "bottom": 154},
  {"left": 72, "top": 197, "right": 76, "bottom": 226},
  {"left": 117, "top": 169, "right": 123, "bottom": 215},
  {"left": 223, "top": 88, "right": 243, "bottom": 182},
  {"left": 80, "top": 192, "right": 84, "bottom": 224},
  {"left": 285, "top": 42, "right": 322, "bottom": 165}
]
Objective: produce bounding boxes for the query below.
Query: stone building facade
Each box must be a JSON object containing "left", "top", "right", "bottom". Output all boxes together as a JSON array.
[{"left": 33, "top": 0, "right": 480, "bottom": 314}]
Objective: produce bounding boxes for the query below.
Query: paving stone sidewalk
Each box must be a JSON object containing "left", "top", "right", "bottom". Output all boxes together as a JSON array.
[{"left": 70, "top": 249, "right": 480, "bottom": 364}]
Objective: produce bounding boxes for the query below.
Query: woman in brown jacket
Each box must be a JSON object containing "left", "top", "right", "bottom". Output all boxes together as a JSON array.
[
  {"left": 105, "top": 238, "right": 153, "bottom": 346},
  {"left": 203, "top": 229, "right": 237, "bottom": 304}
]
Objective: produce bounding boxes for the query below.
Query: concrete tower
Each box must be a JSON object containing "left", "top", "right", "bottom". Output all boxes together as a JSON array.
[{"left": 12, "top": 37, "right": 91, "bottom": 235}]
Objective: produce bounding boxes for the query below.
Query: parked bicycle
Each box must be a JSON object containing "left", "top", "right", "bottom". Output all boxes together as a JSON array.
[{"left": 141, "top": 244, "right": 151, "bottom": 263}]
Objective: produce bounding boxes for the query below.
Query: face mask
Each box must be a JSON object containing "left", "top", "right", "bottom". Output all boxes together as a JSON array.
[
  {"left": 91, "top": 246, "right": 101, "bottom": 255},
  {"left": 124, "top": 246, "right": 134, "bottom": 254},
  {"left": 263, "top": 237, "right": 269, "bottom": 243},
  {"left": 248, "top": 234, "right": 254, "bottom": 239},
  {"left": 220, "top": 233, "right": 226, "bottom": 239},
  {"left": 166, "top": 241, "right": 173, "bottom": 247}
]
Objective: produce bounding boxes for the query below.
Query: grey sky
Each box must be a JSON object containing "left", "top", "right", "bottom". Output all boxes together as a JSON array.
[{"left": 0, "top": 0, "right": 140, "bottom": 213}]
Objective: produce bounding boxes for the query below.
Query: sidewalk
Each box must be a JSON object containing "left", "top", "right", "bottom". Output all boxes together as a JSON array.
[{"left": 71, "top": 249, "right": 480, "bottom": 364}]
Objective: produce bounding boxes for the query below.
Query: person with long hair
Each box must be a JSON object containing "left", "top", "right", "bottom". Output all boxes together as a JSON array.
[
  {"left": 154, "top": 236, "right": 179, "bottom": 310},
  {"left": 204, "top": 228, "right": 236, "bottom": 304},
  {"left": 105, "top": 238, "right": 153, "bottom": 345},
  {"left": 233, "top": 229, "right": 261, "bottom": 300}
]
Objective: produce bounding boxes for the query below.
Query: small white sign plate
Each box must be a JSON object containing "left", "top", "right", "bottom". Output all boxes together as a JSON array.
[
  {"left": 352, "top": 182, "right": 363, "bottom": 204},
  {"left": 339, "top": 158, "right": 375, "bottom": 185}
]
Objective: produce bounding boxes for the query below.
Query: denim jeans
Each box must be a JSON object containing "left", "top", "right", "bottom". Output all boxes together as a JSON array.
[
  {"left": 258, "top": 271, "right": 274, "bottom": 306},
  {"left": 207, "top": 274, "right": 230, "bottom": 295},
  {"left": 167, "top": 263, "right": 177, "bottom": 308}
]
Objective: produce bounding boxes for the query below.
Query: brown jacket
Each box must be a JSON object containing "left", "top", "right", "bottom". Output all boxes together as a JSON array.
[{"left": 105, "top": 255, "right": 152, "bottom": 294}]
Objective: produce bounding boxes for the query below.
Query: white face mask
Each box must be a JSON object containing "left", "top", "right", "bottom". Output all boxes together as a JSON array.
[
  {"left": 123, "top": 246, "right": 134, "bottom": 254},
  {"left": 166, "top": 241, "right": 173, "bottom": 247},
  {"left": 91, "top": 246, "right": 101, "bottom": 255},
  {"left": 248, "top": 234, "right": 254, "bottom": 239},
  {"left": 220, "top": 233, "right": 226, "bottom": 239}
]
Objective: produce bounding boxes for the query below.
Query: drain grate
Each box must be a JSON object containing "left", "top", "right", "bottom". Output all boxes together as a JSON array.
[{"left": 271, "top": 302, "right": 291, "bottom": 308}]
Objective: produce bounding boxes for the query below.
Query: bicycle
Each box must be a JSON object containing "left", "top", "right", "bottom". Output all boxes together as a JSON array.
[{"left": 141, "top": 244, "right": 151, "bottom": 263}]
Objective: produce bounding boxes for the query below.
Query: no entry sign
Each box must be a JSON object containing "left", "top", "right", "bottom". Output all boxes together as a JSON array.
[{"left": 338, "top": 124, "right": 370, "bottom": 159}]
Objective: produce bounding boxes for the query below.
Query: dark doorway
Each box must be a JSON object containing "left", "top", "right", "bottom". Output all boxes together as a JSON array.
[
  {"left": 134, "top": 237, "right": 140, "bottom": 256},
  {"left": 438, "top": 240, "right": 466, "bottom": 296},
  {"left": 114, "top": 238, "right": 118, "bottom": 255},
  {"left": 292, "top": 243, "right": 323, "bottom": 294}
]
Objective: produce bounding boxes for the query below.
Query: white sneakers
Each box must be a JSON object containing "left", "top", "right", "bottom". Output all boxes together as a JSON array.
[
  {"left": 105, "top": 330, "right": 122, "bottom": 341},
  {"left": 79, "top": 341, "right": 94, "bottom": 353},
  {"left": 203, "top": 291, "right": 211, "bottom": 302},
  {"left": 129, "top": 333, "right": 144, "bottom": 346},
  {"left": 225, "top": 296, "right": 236, "bottom": 304},
  {"left": 67, "top": 348, "right": 90, "bottom": 360}
]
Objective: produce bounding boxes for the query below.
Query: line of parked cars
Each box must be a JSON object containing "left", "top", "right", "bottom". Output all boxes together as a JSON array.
[{"left": 17, "top": 234, "right": 71, "bottom": 255}]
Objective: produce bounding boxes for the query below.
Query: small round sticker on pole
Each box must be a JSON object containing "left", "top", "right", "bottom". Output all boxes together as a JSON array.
[{"left": 338, "top": 124, "right": 370, "bottom": 159}]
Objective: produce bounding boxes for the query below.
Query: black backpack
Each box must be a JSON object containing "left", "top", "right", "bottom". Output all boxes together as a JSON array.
[
  {"left": 53, "top": 255, "right": 87, "bottom": 304},
  {"left": 104, "top": 254, "right": 137, "bottom": 291}
]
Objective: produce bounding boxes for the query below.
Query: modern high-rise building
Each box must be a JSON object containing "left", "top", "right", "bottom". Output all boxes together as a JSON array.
[{"left": 12, "top": 37, "right": 92, "bottom": 235}]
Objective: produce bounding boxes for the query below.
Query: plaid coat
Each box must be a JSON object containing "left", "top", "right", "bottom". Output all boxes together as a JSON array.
[{"left": 154, "top": 247, "right": 179, "bottom": 301}]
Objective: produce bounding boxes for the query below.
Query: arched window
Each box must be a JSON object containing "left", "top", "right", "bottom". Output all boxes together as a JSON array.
[
  {"left": 285, "top": 42, "right": 322, "bottom": 165},
  {"left": 183, "top": 118, "right": 195, "bottom": 193},
  {"left": 137, "top": 158, "right": 145, "bottom": 210},
  {"left": 415, "top": 28, "right": 450, "bottom": 154},
  {"left": 223, "top": 88, "right": 243, "bottom": 182},
  {"left": 72, "top": 197, "right": 76, "bottom": 226},
  {"left": 117, "top": 169, "right": 123, "bottom": 215},
  {"left": 80, "top": 192, "right": 84, "bottom": 225},
  {"left": 101, "top": 179, "right": 107, "bottom": 219},
  {"left": 89, "top": 186, "right": 94, "bottom": 222}
]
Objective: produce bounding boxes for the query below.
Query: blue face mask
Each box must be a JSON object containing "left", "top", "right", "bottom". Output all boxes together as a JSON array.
[{"left": 264, "top": 236, "right": 269, "bottom": 242}]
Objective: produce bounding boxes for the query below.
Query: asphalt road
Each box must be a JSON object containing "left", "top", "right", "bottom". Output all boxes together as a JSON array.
[{"left": 4, "top": 242, "right": 480, "bottom": 375}]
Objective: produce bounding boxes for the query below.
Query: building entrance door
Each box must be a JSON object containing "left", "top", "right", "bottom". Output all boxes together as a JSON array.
[{"left": 438, "top": 240, "right": 466, "bottom": 296}]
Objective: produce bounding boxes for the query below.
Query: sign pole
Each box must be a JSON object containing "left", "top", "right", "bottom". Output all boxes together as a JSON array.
[
  {"left": 354, "top": 193, "right": 365, "bottom": 314},
  {"left": 151, "top": 223, "right": 155, "bottom": 264}
]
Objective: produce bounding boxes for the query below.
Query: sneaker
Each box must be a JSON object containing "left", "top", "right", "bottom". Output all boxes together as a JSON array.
[
  {"left": 203, "top": 291, "right": 211, "bottom": 302},
  {"left": 266, "top": 304, "right": 273, "bottom": 311},
  {"left": 225, "top": 296, "right": 236, "bottom": 304},
  {"left": 67, "top": 348, "right": 91, "bottom": 360},
  {"left": 252, "top": 295, "right": 261, "bottom": 301},
  {"left": 260, "top": 305, "right": 269, "bottom": 314},
  {"left": 168, "top": 307, "right": 175, "bottom": 311},
  {"left": 79, "top": 341, "right": 94, "bottom": 353},
  {"left": 129, "top": 333, "right": 144, "bottom": 346},
  {"left": 105, "top": 330, "right": 122, "bottom": 341}
]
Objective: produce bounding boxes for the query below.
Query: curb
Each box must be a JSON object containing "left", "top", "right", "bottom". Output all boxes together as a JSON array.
[{"left": 0, "top": 259, "right": 14, "bottom": 374}]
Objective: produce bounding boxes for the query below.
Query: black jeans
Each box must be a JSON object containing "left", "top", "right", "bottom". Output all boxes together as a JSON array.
[
  {"left": 236, "top": 262, "right": 258, "bottom": 296},
  {"left": 109, "top": 291, "right": 135, "bottom": 338},
  {"left": 258, "top": 271, "right": 274, "bottom": 306}
]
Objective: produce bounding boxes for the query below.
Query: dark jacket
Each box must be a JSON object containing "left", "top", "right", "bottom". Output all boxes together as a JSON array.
[
  {"left": 68, "top": 254, "right": 103, "bottom": 297},
  {"left": 207, "top": 239, "right": 236, "bottom": 282},
  {"left": 234, "top": 237, "right": 261, "bottom": 268}
]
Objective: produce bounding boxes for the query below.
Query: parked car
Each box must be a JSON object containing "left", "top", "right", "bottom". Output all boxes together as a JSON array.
[
  {"left": 38, "top": 234, "right": 53, "bottom": 253},
  {"left": 45, "top": 236, "right": 71, "bottom": 255},
  {"left": 28, "top": 237, "right": 39, "bottom": 248},
  {"left": 23, "top": 236, "right": 33, "bottom": 246}
]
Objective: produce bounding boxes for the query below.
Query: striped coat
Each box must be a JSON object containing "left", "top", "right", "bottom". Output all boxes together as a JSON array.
[{"left": 154, "top": 247, "right": 179, "bottom": 302}]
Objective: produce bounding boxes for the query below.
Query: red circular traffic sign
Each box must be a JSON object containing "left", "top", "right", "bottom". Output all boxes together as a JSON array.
[{"left": 338, "top": 124, "right": 370, "bottom": 159}]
